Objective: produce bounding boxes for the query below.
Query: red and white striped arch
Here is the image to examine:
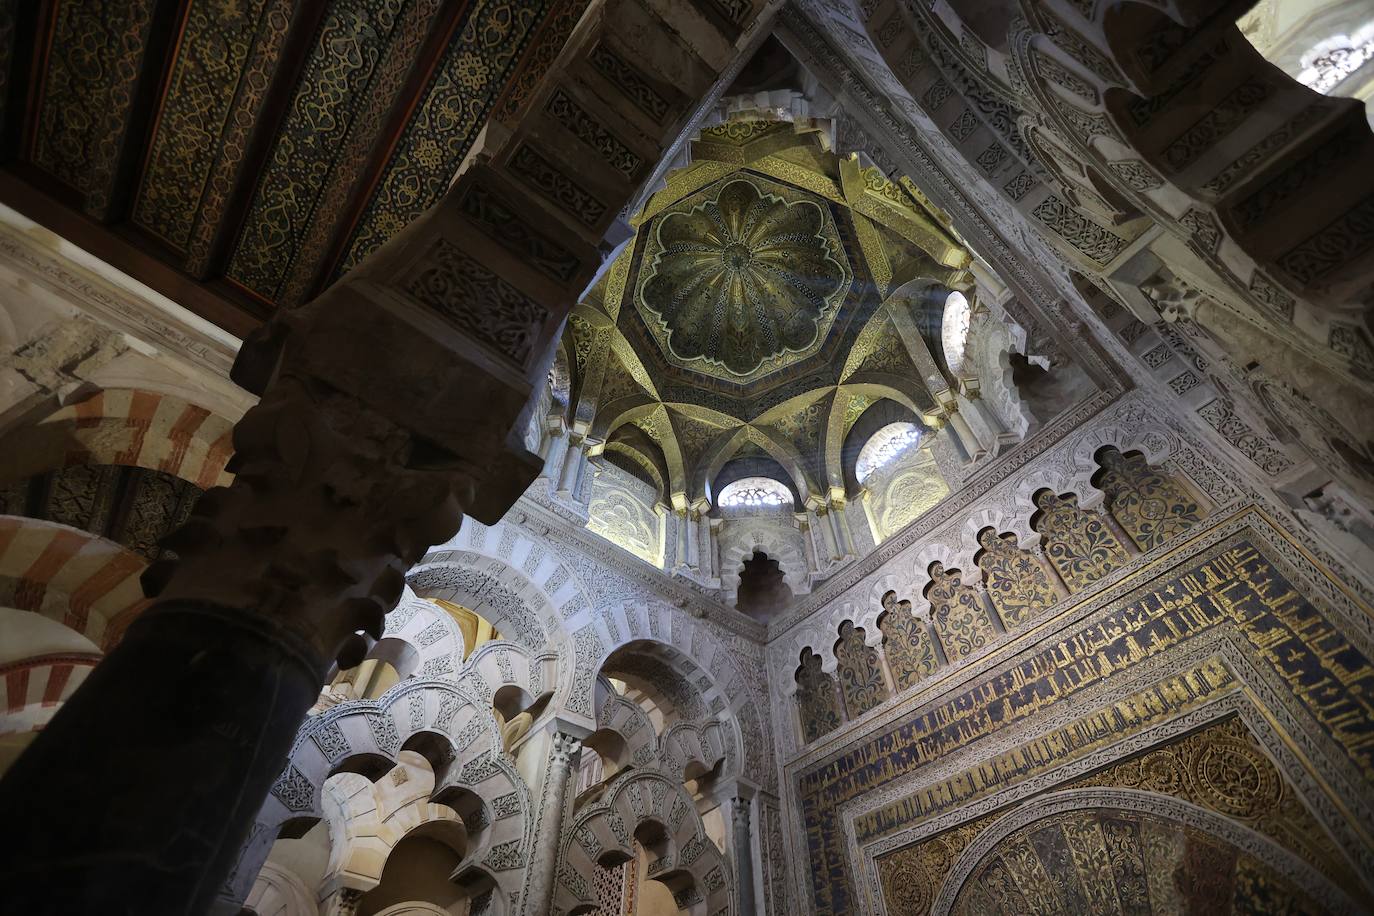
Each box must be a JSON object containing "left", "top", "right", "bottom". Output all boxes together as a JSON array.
[
  {"left": 0, "top": 652, "right": 100, "bottom": 735},
  {"left": 0, "top": 516, "right": 149, "bottom": 650},
  {"left": 0, "top": 388, "right": 235, "bottom": 490}
]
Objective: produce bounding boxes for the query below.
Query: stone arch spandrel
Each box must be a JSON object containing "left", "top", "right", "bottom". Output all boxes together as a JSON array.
[
  {"left": 592, "top": 689, "right": 660, "bottom": 772},
  {"left": 465, "top": 639, "right": 540, "bottom": 711},
  {"left": 594, "top": 636, "right": 746, "bottom": 784},
  {"left": 409, "top": 517, "right": 583, "bottom": 717},
  {"left": 407, "top": 552, "right": 554, "bottom": 655},
  {"left": 233, "top": 680, "right": 531, "bottom": 910},
  {"left": 556, "top": 769, "right": 734, "bottom": 916},
  {"left": 374, "top": 588, "right": 465, "bottom": 681}
]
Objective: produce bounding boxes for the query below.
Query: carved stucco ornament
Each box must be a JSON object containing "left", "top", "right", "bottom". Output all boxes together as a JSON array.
[{"left": 637, "top": 176, "right": 852, "bottom": 380}]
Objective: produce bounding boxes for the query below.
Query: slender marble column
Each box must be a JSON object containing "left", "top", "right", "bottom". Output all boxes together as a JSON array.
[
  {"left": 537, "top": 417, "right": 566, "bottom": 478},
  {"left": 731, "top": 796, "right": 758, "bottom": 916},
  {"left": 1032, "top": 542, "right": 1073, "bottom": 599},
  {"left": 673, "top": 508, "right": 692, "bottom": 572},
  {"left": 828, "top": 496, "right": 855, "bottom": 560},
  {"left": 1100, "top": 504, "right": 1143, "bottom": 554},
  {"left": 556, "top": 433, "right": 584, "bottom": 496},
  {"left": 947, "top": 408, "right": 985, "bottom": 460},
  {"left": 524, "top": 730, "right": 584, "bottom": 913},
  {"left": 685, "top": 507, "right": 701, "bottom": 571},
  {"left": 811, "top": 505, "right": 840, "bottom": 563}
]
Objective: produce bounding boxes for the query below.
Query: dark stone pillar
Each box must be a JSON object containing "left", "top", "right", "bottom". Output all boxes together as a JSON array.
[
  {"left": 0, "top": 0, "right": 775, "bottom": 900},
  {"left": 0, "top": 190, "right": 568, "bottom": 911},
  {"left": 0, "top": 602, "right": 323, "bottom": 913}
]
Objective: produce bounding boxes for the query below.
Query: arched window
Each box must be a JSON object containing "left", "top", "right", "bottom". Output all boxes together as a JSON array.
[
  {"left": 718, "top": 476, "right": 791, "bottom": 508},
  {"left": 942, "top": 290, "right": 971, "bottom": 374},
  {"left": 1292, "top": 23, "right": 1374, "bottom": 93},
  {"left": 855, "top": 422, "right": 922, "bottom": 484}
]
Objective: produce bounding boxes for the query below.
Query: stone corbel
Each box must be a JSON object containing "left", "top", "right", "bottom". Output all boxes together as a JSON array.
[{"left": 0, "top": 316, "right": 129, "bottom": 436}]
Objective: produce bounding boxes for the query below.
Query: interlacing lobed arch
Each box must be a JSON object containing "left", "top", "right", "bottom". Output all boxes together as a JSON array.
[{"left": 777, "top": 431, "right": 1212, "bottom": 746}]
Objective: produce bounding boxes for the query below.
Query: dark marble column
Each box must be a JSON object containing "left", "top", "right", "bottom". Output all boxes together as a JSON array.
[
  {"left": 0, "top": 601, "right": 324, "bottom": 912},
  {"left": 0, "top": 160, "right": 585, "bottom": 913},
  {"left": 0, "top": 371, "right": 475, "bottom": 913}
]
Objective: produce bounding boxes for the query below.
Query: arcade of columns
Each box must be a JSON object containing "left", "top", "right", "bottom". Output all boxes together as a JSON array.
[{"left": 0, "top": 1, "right": 779, "bottom": 912}]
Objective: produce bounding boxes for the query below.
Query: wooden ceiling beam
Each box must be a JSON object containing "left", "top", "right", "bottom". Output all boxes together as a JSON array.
[
  {"left": 0, "top": 1, "right": 48, "bottom": 163},
  {"left": 96, "top": 0, "right": 183, "bottom": 226},
  {"left": 293, "top": 0, "right": 472, "bottom": 307},
  {"left": 0, "top": 165, "right": 263, "bottom": 337},
  {"left": 189, "top": 2, "right": 331, "bottom": 285}
]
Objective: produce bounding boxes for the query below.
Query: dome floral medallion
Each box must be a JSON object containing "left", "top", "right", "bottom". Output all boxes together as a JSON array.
[{"left": 636, "top": 177, "right": 851, "bottom": 380}]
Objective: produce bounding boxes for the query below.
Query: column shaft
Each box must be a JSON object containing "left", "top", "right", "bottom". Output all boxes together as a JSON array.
[
  {"left": 556, "top": 435, "right": 583, "bottom": 495},
  {"left": 524, "top": 731, "right": 582, "bottom": 913},
  {"left": 1101, "top": 506, "right": 1143, "bottom": 554},
  {"left": 732, "top": 798, "right": 757, "bottom": 916},
  {"left": 685, "top": 511, "right": 701, "bottom": 571},
  {"left": 813, "top": 508, "right": 840, "bottom": 564},
  {"left": 829, "top": 501, "right": 855, "bottom": 560},
  {"left": 0, "top": 603, "right": 323, "bottom": 912},
  {"left": 948, "top": 409, "right": 985, "bottom": 460}
]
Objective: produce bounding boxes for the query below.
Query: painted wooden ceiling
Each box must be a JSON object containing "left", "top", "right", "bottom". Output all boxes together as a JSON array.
[{"left": 0, "top": 0, "right": 584, "bottom": 336}]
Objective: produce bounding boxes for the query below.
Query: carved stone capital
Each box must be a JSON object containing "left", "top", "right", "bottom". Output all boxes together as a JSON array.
[
  {"left": 333, "top": 887, "right": 366, "bottom": 916},
  {"left": 550, "top": 731, "right": 584, "bottom": 770},
  {"left": 142, "top": 373, "right": 472, "bottom": 674}
]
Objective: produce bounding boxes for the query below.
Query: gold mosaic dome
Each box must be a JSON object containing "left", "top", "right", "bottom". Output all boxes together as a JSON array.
[
  {"left": 637, "top": 176, "right": 852, "bottom": 379},
  {"left": 562, "top": 115, "right": 975, "bottom": 506}
]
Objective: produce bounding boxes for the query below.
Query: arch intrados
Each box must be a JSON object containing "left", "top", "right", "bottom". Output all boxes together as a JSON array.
[
  {"left": 602, "top": 646, "right": 709, "bottom": 717},
  {"left": 275, "top": 814, "right": 320, "bottom": 842},
  {"left": 366, "top": 636, "right": 421, "bottom": 680},
  {"left": 584, "top": 727, "right": 630, "bottom": 771},
  {"left": 430, "top": 784, "right": 486, "bottom": 839},
  {"left": 596, "top": 847, "right": 633, "bottom": 869},
  {"left": 405, "top": 815, "right": 469, "bottom": 861},
  {"left": 683, "top": 757, "right": 723, "bottom": 797},
  {"left": 327, "top": 752, "right": 395, "bottom": 784},
  {"left": 633, "top": 818, "right": 670, "bottom": 858},
  {"left": 492, "top": 684, "right": 532, "bottom": 721},
  {"left": 401, "top": 731, "right": 457, "bottom": 784},
  {"left": 374, "top": 902, "right": 450, "bottom": 916}
]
